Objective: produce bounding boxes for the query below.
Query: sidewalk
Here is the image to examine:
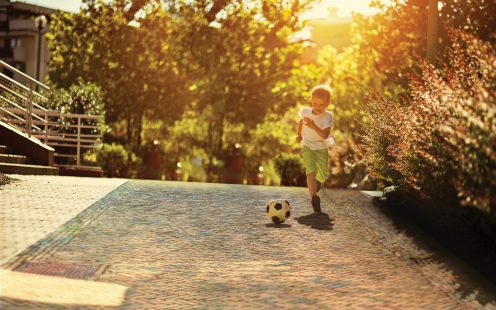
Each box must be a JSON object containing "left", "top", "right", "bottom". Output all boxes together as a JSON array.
[
  {"left": 0, "top": 175, "right": 126, "bottom": 265},
  {"left": 1, "top": 178, "right": 495, "bottom": 309}
]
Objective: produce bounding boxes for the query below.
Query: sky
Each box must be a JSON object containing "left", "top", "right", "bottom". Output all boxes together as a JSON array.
[{"left": 16, "top": 0, "right": 389, "bottom": 19}]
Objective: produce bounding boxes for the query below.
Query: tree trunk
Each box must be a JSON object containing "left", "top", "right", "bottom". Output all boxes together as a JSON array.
[
  {"left": 427, "top": 0, "right": 438, "bottom": 64},
  {"left": 136, "top": 112, "right": 143, "bottom": 148},
  {"left": 126, "top": 113, "right": 132, "bottom": 144},
  {"left": 205, "top": 116, "right": 226, "bottom": 182}
]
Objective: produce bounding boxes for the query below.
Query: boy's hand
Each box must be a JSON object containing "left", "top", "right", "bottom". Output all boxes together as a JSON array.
[
  {"left": 296, "top": 135, "right": 302, "bottom": 143},
  {"left": 302, "top": 116, "right": 317, "bottom": 129}
]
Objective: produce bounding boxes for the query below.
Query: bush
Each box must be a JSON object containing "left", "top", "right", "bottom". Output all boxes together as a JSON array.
[
  {"left": 274, "top": 153, "right": 306, "bottom": 187},
  {"left": 47, "top": 81, "right": 106, "bottom": 166},
  {"left": 138, "top": 141, "right": 166, "bottom": 180},
  {"left": 97, "top": 143, "right": 132, "bottom": 178},
  {"left": 327, "top": 138, "right": 361, "bottom": 188},
  {"left": 47, "top": 79, "right": 104, "bottom": 116},
  {"left": 362, "top": 31, "right": 496, "bottom": 214}
]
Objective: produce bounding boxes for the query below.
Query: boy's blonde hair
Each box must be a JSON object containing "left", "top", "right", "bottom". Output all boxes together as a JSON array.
[{"left": 311, "top": 85, "right": 332, "bottom": 103}]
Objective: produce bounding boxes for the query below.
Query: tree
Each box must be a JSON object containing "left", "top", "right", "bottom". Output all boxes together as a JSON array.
[
  {"left": 355, "top": 0, "right": 496, "bottom": 93},
  {"left": 48, "top": 0, "right": 323, "bottom": 181},
  {"left": 47, "top": 0, "right": 188, "bottom": 148},
  {"left": 168, "top": 0, "right": 314, "bottom": 177}
]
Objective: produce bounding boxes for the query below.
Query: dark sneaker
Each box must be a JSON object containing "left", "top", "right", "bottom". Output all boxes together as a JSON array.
[
  {"left": 311, "top": 195, "right": 321, "bottom": 212},
  {"left": 316, "top": 181, "right": 322, "bottom": 192}
]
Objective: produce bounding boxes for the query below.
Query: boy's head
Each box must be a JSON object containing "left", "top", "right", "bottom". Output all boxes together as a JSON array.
[{"left": 311, "top": 84, "right": 332, "bottom": 114}]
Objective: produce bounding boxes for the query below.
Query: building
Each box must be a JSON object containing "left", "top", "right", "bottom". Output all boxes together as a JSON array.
[{"left": 0, "top": 0, "right": 55, "bottom": 83}]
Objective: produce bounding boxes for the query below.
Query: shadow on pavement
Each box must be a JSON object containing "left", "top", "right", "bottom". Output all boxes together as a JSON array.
[
  {"left": 372, "top": 197, "right": 496, "bottom": 306},
  {"left": 296, "top": 212, "right": 334, "bottom": 231},
  {"left": 265, "top": 223, "right": 292, "bottom": 228}
]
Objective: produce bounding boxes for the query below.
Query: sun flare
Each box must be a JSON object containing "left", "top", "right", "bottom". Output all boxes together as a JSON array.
[
  {"left": 303, "top": 0, "right": 392, "bottom": 20},
  {"left": 1, "top": 269, "right": 128, "bottom": 307}
]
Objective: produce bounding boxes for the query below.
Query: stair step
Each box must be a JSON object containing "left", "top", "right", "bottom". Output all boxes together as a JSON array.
[
  {"left": 0, "top": 163, "right": 58, "bottom": 175},
  {"left": 0, "top": 145, "right": 7, "bottom": 154},
  {"left": 0, "top": 154, "right": 27, "bottom": 164}
]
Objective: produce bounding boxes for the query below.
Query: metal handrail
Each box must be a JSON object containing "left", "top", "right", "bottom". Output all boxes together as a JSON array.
[
  {"left": 0, "top": 72, "right": 49, "bottom": 107},
  {"left": 0, "top": 61, "right": 103, "bottom": 169},
  {"left": 1, "top": 114, "right": 44, "bottom": 132},
  {"left": 0, "top": 99, "right": 47, "bottom": 123},
  {"left": 0, "top": 60, "right": 50, "bottom": 91},
  {"left": 0, "top": 86, "right": 47, "bottom": 139}
]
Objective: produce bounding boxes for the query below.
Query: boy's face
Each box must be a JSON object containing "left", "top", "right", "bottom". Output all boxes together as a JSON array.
[{"left": 311, "top": 95, "right": 330, "bottom": 114}]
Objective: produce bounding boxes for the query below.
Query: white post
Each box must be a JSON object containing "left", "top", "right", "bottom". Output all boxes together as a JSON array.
[
  {"left": 26, "top": 82, "right": 33, "bottom": 137},
  {"left": 44, "top": 111, "right": 48, "bottom": 144}
]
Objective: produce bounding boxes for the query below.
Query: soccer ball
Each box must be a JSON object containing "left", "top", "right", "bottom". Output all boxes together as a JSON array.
[{"left": 266, "top": 199, "right": 291, "bottom": 224}]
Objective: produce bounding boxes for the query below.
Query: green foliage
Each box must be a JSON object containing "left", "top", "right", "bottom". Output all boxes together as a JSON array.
[
  {"left": 97, "top": 142, "right": 136, "bottom": 178},
  {"left": 327, "top": 138, "right": 365, "bottom": 188},
  {"left": 274, "top": 153, "right": 305, "bottom": 186},
  {"left": 354, "top": 0, "right": 496, "bottom": 92},
  {"left": 271, "top": 65, "right": 323, "bottom": 117},
  {"left": 354, "top": 0, "right": 428, "bottom": 90},
  {"left": 245, "top": 109, "right": 300, "bottom": 167},
  {"left": 316, "top": 44, "right": 384, "bottom": 134},
  {"left": 362, "top": 32, "right": 496, "bottom": 213},
  {"left": 173, "top": 0, "right": 314, "bottom": 159},
  {"left": 48, "top": 0, "right": 318, "bottom": 180},
  {"left": 47, "top": 0, "right": 189, "bottom": 148},
  {"left": 44, "top": 81, "right": 106, "bottom": 166},
  {"left": 47, "top": 80, "right": 104, "bottom": 116},
  {"left": 259, "top": 160, "right": 281, "bottom": 186}
]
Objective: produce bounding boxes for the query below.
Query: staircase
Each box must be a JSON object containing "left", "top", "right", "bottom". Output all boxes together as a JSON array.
[
  {"left": 0, "top": 143, "right": 58, "bottom": 175},
  {"left": 0, "top": 60, "right": 102, "bottom": 176}
]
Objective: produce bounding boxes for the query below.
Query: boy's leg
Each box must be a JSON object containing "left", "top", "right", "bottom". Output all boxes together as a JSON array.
[
  {"left": 310, "top": 148, "right": 328, "bottom": 212},
  {"left": 306, "top": 172, "right": 317, "bottom": 196},
  {"left": 302, "top": 147, "right": 322, "bottom": 212},
  {"left": 315, "top": 148, "right": 330, "bottom": 185},
  {"left": 311, "top": 194, "right": 321, "bottom": 212},
  {"left": 307, "top": 172, "right": 320, "bottom": 212},
  {"left": 302, "top": 146, "right": 317, "bottom": 195},
  {"left": 307, "top": 172, "right": 321, "bottom": 212}
]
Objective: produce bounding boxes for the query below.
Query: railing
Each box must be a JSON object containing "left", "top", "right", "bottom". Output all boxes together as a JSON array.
[
  {"left": 0, "top": 60, "right": 102, "bottom": 169},
  {"left": 0, "top": 61, "right": 49, "bottom": 141}
]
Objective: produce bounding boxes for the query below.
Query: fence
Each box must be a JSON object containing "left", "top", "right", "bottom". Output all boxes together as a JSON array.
[{"left": 0, "top": 60, "right": 102, "bottom": 168}]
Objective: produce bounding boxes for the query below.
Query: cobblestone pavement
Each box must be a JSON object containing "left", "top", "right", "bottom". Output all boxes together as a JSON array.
[
  {"left": 1, "top": 180, "right": 496, "bottom": 309},
  {"left": 0, "top": 175, "right": 127, "bottom": 265}
]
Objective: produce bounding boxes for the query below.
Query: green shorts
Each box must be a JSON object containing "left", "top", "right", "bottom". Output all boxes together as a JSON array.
[{"left": 302, "top": 145, "right": 329, "bottom": 183}]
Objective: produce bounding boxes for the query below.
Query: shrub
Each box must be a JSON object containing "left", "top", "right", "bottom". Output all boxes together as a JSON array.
[
  {"left": 46, "top": 81, "right": 106, "bottom": 166},
  {"left": 47, "top": 80, "right": 104, "bottom": 116},
  {"left": 327, "top": 138, "right": 378, "bottom": 189},
  {"left": 363, "top": 31, "right": 496, "bottom": 214},
  {"left": 274, "top": 153, "right": 306, "bottom": 186},
  {"left": 97, "top": 143, "right": 130, "bottom": 178}
]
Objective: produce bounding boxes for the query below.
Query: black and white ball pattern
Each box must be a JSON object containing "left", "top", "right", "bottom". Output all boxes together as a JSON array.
[{"left": 266, "top": 199, "right": 291, "bottom": 224}]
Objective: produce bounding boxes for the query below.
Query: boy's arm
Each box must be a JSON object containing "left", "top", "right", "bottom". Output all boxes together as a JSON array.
[
  {"left": 296, "top": 120, "right": 303, "bottom": 143},
  {"left": 302, "top": 116, "right": 330, "bottom": 139},
  {"left": 320, "top": 127, "right": 331, "bottom": 139}
]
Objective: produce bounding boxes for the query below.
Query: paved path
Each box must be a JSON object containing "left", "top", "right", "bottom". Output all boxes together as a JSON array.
[
  {"left": 0, "top": 175, "right": 126, "bottom": 265},
  {"left": 1, "top": 178, "right": 496, "bottom": 309}
]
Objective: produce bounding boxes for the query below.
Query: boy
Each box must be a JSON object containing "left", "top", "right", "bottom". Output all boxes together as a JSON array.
[{"left": 296, "top": 85, "right": 334, "bottom": 212}]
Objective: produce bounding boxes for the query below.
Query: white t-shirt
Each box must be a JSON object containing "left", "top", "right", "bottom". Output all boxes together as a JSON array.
[{"left": 298, "top": 107, "right": 335, "bottom": 150}]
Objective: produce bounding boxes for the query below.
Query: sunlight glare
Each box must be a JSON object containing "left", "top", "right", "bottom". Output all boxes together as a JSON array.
[
  {"left": 303, "top": 0, "right": 392, "bottom": 20},
  {"left": 1, "top": 269, "right": 128, "bottom": 306}
]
